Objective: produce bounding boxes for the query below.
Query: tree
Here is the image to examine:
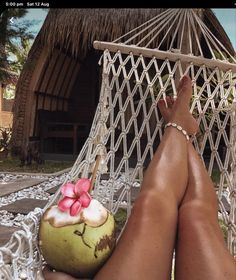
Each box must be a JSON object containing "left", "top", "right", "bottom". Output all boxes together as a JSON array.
[
  {"left": 0, "top": 9, "right": 34, "bottom": 82},
  {"left": 7, "top": 37, "right": 32, "bottom": 74}
]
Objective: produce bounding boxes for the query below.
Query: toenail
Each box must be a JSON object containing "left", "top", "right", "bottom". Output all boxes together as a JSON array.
[{"left": 181, "top": 75, "right": 188, "bottom": 84}]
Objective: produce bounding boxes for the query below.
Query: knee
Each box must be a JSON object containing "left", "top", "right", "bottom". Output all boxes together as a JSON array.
[
  {"left": 132, "top": 190, "right": 177, "bottom": 222},
  {"left": 178, "top": 200, "right": 218, "bottom": 229}
]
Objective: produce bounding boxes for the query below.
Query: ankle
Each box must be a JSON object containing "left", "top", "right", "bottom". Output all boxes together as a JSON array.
[{"left": 165, "top": 122, "right": 190, "bottom": 141}]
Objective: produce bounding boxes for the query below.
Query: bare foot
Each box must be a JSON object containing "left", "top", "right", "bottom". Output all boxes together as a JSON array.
[{"left": 158, "top": 75, "right": 198, "bottom": 137}]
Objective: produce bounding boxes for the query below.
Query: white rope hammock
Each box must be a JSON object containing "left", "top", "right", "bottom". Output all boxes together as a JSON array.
[{"left": 0, "top": 9, "right": 236, "bottom": 279}]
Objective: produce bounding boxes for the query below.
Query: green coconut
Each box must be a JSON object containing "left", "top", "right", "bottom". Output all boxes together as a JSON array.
[{"left": 39, "top": 199, "right": 116, "bottom": 278}]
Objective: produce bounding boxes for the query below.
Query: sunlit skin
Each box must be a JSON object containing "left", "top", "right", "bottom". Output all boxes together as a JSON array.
[{"left": 43, "top": 76, "right": 235, "bottom": 280}]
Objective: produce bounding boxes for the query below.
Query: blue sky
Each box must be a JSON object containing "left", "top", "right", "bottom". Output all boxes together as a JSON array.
[
  {"left": 19, "top": 9, "right": 48, "bottom": 36},
  {"left": 21, "top": 9, "right": 236, "bottom": 51},
  {"left": 212, "top": 9, "right": 236, "bottom": 50}
]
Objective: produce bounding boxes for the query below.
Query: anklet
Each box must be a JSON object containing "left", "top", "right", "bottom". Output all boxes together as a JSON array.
[{"left": 165, "top": 122, "right": 190, "bottom": 141}]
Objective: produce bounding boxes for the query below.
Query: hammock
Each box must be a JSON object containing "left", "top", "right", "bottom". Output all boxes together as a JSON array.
[{"left": 0, "top": 9, "right": 236, "bottom": 279}]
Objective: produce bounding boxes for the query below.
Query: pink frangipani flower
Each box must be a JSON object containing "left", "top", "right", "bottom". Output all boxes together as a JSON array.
[{"left": 58, "top": 178, "right": 92, "bottom": 216}]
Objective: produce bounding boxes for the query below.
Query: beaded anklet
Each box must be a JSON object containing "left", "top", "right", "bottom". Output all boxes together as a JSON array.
[{"left": 165, "top": 122, "right": 190, "bottom": 141}]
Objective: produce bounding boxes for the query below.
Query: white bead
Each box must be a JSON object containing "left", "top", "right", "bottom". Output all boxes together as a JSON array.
[
  {"left": 20, "top": 271, "right": 27, "bottom": 279},
  {"left": 165, "top": 122, "right": 189, "bottom": 141}
]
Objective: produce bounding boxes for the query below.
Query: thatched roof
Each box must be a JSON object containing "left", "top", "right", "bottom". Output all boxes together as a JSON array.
[
  {"left": 37, "top": 9, "right": 234, "bottom": 59},
  {"left": 39, "top": 9, "right": 163, "bottom": 58},
  {"left": 203, "top": 9, "right": 235, "bottom": 55}
]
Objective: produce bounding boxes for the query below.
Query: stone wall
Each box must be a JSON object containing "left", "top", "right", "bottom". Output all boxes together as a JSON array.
[
  {"left": 0, "top": 111, "right": 13, "bottom": 128},
  {"left": 2, "top": 98, "right": 14, "bottom": 112}
]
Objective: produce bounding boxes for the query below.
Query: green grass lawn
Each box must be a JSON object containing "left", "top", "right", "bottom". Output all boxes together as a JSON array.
[
  {"left": 0, "top": 157, "right": 73, "bottom": 173},
  {"left": 211, "top": 169, "right": 221, "bottom": 184}
]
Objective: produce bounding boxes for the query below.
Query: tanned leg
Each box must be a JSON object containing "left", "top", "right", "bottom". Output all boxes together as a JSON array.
[
  {"left": 175, "top": 143, "right": 236, "bottom": 280},
  {"left": 158, "top": 92, "right": 236, "bottom": 280},
  {"left": 94, "top": 76, "right": 198, "bottom": 280},
  {"left": 43, "top": 76, "right": 196, "bottom": 280}
]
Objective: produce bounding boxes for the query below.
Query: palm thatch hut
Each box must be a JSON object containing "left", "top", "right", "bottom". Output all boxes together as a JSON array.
[{"left": 11, "top": 9, "right": 235, "bottom": 160}]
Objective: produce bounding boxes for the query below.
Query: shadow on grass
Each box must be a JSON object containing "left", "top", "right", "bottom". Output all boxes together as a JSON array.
[{"left": 0, "top": 157, "right": 73, "bottom": 173}]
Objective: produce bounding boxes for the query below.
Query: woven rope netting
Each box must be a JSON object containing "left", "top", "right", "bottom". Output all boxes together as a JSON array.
[{"left": 1, "top": 9, "right": 236, "bottom": 279}]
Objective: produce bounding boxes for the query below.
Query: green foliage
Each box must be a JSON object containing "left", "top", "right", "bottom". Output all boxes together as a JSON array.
[
  {"left": 114, "top": 208, "right": 127, "bottom": 225},
  {"left": 0, "top": 9, "right": 34, "bottom": 82},
  {"left": 218, "top": 219, "right": 228, "bottom": 244},
  {"left": 140, "top": 73, "right": 173, "bottom": 104},
  {"left": 7, "top": 37, "right": 33, "bottom": 73},
  {"left": 114, "top": 208, "right": 127, "bottom": 237},
  {"left": 194, "top": 50, "right": 236, "bottom": 142},
  {"left": 3, "top": 84, "right": 15, "bottom": 99},
  {"left": 211, "top": 169, "right": 221, "bottom": 184},
  {"left": 150, "top": 73, "right": 173, "bottom": 97},
  {"left": 0, "top": 127, "right": 12, "bottom": 156}
]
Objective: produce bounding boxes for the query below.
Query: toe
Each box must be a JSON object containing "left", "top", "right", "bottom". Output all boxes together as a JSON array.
[
  {"left": 165, "top": 96, "right": 174, "bottom": 108},
  {"left": 178, "top": 75, "right": 192, "bottom": 92},
  {"left": 157, "top": 99, "right": 171, "bottom": 121},
  {"left": 176, "top": 75, "right": 192, "bottom": 103}
]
